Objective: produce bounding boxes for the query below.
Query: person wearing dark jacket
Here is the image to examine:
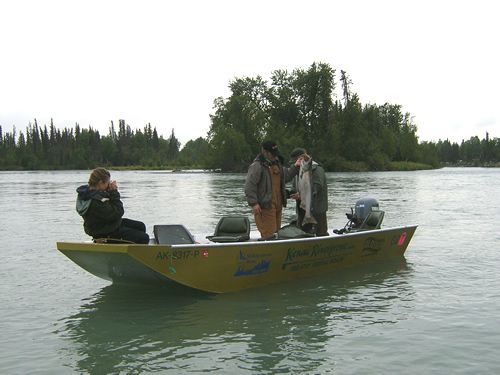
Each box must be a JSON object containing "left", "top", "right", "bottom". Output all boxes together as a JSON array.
[
  {"left": 76, "top": 167, "right": 149, "bottom": 244},
  {"left": 288, "top": 147, "right": 329, "bottom": 236},
  {"left": 245, "top": 141, "right": 300, "bottom": 238}
]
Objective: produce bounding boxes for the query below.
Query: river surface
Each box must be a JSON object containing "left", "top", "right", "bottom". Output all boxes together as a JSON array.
[{"left": 0, "top": 168, "right": 499, "bottom": 374}]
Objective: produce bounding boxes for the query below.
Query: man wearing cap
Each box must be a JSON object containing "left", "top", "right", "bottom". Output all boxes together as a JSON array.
[
  {"left": 245, "top": 140, "right": 300, "bottom": 238},
  {"left": 289, "top": 147, "right": 329, "bottom": 236}
]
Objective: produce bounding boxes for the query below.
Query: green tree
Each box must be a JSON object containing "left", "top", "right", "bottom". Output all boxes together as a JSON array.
[
  {"left": 208, "top": 77, "right": 269, "bottom": 170},
  {"left": 167, "top": 129, "right": 180, "bottom": 161},
  {"left": 177, "top": 137, "right": 210, "bottom": 167},
  {"left": 416, "top": 141, "right": 440, "bottom": 167},
  {"left": 291, "top": 62, "right": 336, "bottom": 159}
]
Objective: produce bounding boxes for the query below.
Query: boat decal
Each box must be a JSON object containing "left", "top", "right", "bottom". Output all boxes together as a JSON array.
[
  {"left": 390, "top": 232, "right": 408, "bottom": 247},
  {"left": 281, "top": 243, "right": 353, "bottom": 271},
  {"left": 362, "top": 237, "right": 385, "bottom": 256},
  {"left": 397, "top": 232, "right": 407, "bottom": 246},
  {"left": 234, "top": 250, "right": 272, "bottom": 277},
  {"left": 234, "top": 260, "right": 271, "bottom": 276},
  {"left": 239, "top": 250, "right": 272, "bottom": 261},
  {"left": 156, "top": 251, "right": 169, "bottom": 260},
  {"left": 155, "top": 249, "right": 204, "bottom": 261}
]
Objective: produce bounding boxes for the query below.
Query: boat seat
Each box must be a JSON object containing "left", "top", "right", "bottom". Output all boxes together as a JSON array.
[
  {"left": 206, "top": 216, "right": 250, "bottom": 243},
  {"left": 153, "top": 224, "right": 196, "bottom": 244},
  {"left": 358, "top": 210, "right": 385, "bottom": 231}
]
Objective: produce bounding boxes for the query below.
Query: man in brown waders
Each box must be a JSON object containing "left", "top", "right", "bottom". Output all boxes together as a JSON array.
[{"left": 245, "top": 141, "right": 300, "bottom": 238}]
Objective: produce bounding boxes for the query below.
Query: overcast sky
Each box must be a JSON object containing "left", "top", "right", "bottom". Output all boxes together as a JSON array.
[{"left": 1, "top": 0, "right": 498, "bottom": 146}]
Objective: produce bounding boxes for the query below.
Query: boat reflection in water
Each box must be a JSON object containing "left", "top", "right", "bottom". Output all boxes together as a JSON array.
[{"left": 57, "top": 259, "right": 414, "bottom": 374}]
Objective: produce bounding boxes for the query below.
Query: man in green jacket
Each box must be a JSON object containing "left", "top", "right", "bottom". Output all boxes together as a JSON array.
[
  {"left": 289, "top": 148, "right": 329, "bottom": 236},
  {"left": 245, "top": 141, "right": 300, "bottom": 238}
]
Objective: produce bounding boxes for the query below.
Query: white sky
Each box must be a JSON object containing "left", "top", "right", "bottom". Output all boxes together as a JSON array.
[{"left": 1, "top": 0, "right": 498, "bottom": 146}]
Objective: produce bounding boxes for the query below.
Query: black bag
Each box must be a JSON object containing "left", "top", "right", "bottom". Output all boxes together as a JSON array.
[{"left": 276, "top": 224, "right": 314, "bottom": 239}]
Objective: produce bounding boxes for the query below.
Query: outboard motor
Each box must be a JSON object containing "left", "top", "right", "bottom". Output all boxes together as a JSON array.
[
  {"left": 353, "top": 197, "right": 380, "bottom": 226},
  {"left": 334, "top": 197, "right": 383, "bottom": 234}
]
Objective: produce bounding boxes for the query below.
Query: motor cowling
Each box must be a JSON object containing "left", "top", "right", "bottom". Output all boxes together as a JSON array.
[
  {"left": 333, "top": 197, "right": 383, "bottom": 234},
  {"left": 354, "top": 197, "right": 380, "bottom": 222}
]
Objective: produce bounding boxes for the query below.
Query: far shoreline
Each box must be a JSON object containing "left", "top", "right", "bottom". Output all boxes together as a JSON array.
[{"left": 1, "top": 161, "right": 498, "bottom": 173}]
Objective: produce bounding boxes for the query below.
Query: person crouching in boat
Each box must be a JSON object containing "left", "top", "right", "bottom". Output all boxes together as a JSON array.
[
  {"left": 245, "top": 141, "right": 301, "bottom": 238},
  {"left": 75, "top": 167, "right": 150, "bottom": 244}
]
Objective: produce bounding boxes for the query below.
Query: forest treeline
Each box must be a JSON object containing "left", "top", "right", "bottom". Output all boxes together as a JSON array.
[{"left": 1, "top": 62, "right": 499, "bottom": 171}]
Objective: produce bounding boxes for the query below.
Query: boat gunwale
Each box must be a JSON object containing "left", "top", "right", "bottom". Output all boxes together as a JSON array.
[
  {"left": 56, "top": 242, "right": 135, "bottom": 253},
  {"left": 57, "top": 224, "right": 418, "bottom": 251},
  {"left": 177, "top": 224, "right": 418, "bottom": 248}
]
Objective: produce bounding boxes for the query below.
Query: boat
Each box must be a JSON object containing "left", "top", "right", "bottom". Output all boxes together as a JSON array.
[{"left": 57, "top": 198, "right": 417, "bottom": 293}]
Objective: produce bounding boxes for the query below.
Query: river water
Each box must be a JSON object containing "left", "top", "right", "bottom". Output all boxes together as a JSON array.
[{"left": 0, "top": 168, "right": 499, "bottom": 374}]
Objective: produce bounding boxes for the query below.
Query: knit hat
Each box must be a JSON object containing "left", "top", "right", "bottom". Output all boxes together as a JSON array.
[{"left": 261, "top": 140, "right": 279, "bottom": 156}]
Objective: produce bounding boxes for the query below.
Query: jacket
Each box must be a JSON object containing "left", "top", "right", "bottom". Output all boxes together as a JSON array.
[
  {"left": 291, "top": 161, "right": 328, "bottom": 215},
  {"left": 245, "top": 154, "right": 299, "bottom": 209},
  {"left": 76, "top": 184, "right": 124, "bottom": 237}
]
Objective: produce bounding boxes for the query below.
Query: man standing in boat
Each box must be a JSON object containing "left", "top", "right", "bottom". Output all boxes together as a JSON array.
[
  {"left": 245, "top": 141, "right": 300, "bottom": 238},
  {"left": 288, "top": 147, "right": 329, "bottom": 236}
]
